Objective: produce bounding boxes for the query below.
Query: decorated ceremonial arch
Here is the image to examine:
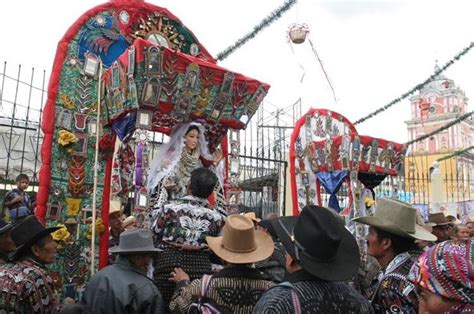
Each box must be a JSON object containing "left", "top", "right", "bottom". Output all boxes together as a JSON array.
[{"left": 37, "top": 0, "right": 269, "bottom": 300}]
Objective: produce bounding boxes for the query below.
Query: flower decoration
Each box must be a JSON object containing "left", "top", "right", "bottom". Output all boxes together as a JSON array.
[
  {"left": 365, "top": 197, "right": 375, "bottom": 208},
  {"left": 66, "top": 198, "right": 82, "bottom": 216},
  {"left": 58, "top": 130, "right": 77, "bottom": 146},
  {"left": 95, "top": 218, "right": 106, "bottom": 235},
  {"left": 52, "top": 224, "right": 71, "bottom": 243}
]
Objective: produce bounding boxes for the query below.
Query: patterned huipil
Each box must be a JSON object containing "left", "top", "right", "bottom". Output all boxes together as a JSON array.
[
  {"left": 170, "top": 265, "right": 273, "bottom": 314},
  {"left": 370, "top": 252, "right": 419, "bottom": 313},
  {"left": 0, "top": 258, "right": 59, "bottom": 313},
  {"left": 253, "top": 269, "right": 373, "bottom": 313},
  {"left": 153, "top": 195, "right": 226, "bottom": 309}
]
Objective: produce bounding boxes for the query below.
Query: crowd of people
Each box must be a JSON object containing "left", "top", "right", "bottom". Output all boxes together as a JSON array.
[
  {"left": 0, "top": 173, "right": 473, "bottom": 313},
  {"left": 0, "top": 123, "right": 473, "bottom": 313}
]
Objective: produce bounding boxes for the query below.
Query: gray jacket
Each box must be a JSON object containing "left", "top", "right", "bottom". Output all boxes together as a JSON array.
[{"left": 82, "top": 256, "right": 163, "bottom": 313}]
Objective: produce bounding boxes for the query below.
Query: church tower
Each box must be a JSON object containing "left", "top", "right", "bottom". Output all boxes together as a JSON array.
[
  {"left": 406, "top": 64, "right": 473, "bottom": 154},
  {"left": 404, "top": 64, "right": 474, "bottom": 218}
]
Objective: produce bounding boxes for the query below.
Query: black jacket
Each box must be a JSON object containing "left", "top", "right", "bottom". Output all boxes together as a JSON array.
[{"left": 82, "top": 257, "right": 163, "bottom": 313}]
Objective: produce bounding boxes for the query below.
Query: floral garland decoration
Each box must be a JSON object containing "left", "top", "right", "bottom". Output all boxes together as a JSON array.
[
  {"left": 216, "top": 0, "right": 296, "bottom": 61},
  {"left": 52, "top": 224, "right": 71, "bottom": 242},
  {"left": 406, "top": 110, "right": 473, "bottom": 146},
  {"left": 58, "top": 130, "right": 77, "bottom": 146},
  {"left": 354, "top": 41, "right": 474, "bottom": 126},
  {"left": 436, "top": 145, "right": 474, "bottom": 162}
]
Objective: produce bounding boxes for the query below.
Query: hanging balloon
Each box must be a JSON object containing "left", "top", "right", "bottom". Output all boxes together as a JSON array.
[{"left": 288, "top": 23, "right": 309, "bottom": 44}]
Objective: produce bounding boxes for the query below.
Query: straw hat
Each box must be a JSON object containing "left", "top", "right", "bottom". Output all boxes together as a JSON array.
[
  {"left": 428, "top": 213, "right": 451, "bottom": 226},
  {"left": 123, "top": 216, "right": 136, "bottom": 229},
  {"left": 109, "top": 229, "right": 160, "bottom": 255},
  {"left": 206, "top": 215, "right": 273, "bottom": 264},
  {"left": 109, "top": 200, "right": 123, "bottom": 216},
  {"left": 354, "top": 198, "right": 436, "bottom": 242},
  {"left": 446, "top": 215, "right": 462, "bottom": 225}
]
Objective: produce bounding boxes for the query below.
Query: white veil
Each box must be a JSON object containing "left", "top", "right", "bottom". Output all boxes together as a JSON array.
[{"left": 147, "top": 122, "right": 213, "bottom": 192}]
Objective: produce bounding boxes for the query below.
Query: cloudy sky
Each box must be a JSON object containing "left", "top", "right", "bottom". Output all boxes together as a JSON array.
[{"left": 1, "top": 0, "right": 473, "bottom": 144}]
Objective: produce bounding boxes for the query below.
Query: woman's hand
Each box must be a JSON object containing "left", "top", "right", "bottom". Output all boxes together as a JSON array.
[
  {"left": 213, "top": 148, "right": 223, "bottom": 165},
  {"left": 169, "top": 267, "right": 190, "bottom": 283}
]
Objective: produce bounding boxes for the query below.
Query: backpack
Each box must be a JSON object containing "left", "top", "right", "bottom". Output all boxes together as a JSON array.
[{"left": 188, "top": 274, "right": 220, "bottom": 314}]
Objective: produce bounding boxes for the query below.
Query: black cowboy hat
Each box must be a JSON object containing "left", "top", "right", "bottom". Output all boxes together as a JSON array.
[
  {"left": 10, "top": 215, "right": 60, "bottom": 259},
  {"left": 272, "top": 205, "right": 360, "bottom": 281},
  {"left": 0, "top": 219, "right": 13, "bottom": 235}
]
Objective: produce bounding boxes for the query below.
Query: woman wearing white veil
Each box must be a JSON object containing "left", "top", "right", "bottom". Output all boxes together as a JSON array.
[{"left": 147, "top": 122, "right": 223, "bottom": 208}]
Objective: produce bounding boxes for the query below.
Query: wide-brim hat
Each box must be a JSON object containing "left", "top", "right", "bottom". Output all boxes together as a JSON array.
[
  {"left": 11, "top": 215, "right": 61, "bottom": 258},
  {"left": 109, "top": 200, "right": 123, "bottom": 216},
  {"left": 354, "top": 198, "right": 436, "bottom": 242},
  {"left": 123, "top": 216, "right": 136, "bottom": 228},
  {"left": 207, "top": 215, "right": 274, "bottom": 264},
  {"left": 428, "top": 212, "right": 451, "bottom": 226},
  {"left": 446, "top": 215, "right": 461, "bottom": 225},
  {"left": 273, "top": 205, "right": 360, "bottom": 282},
  {"left": 109, "top": 228, "right": 160, "bottom": 255},
  {"left": 0, "top": 219, "right": 13, "bottom": 235}
]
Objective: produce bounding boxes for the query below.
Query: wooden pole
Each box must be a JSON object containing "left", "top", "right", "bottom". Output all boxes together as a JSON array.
[{"left": 90, "top": 61, "right": 103, "bottom": 275}]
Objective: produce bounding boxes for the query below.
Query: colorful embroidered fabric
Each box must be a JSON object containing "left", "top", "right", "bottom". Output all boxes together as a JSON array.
[
  {"left": 155, "top": 195, "right": 225, "bottom": 248},
  {"left": 37, "top": 0, "right": 224, "bottom": 301},
  {"left": 408, "top": 239, "right": 474, "bottom": 312},
  {"left": 0, "top": 259, "right": 60, "bottom": 313}
]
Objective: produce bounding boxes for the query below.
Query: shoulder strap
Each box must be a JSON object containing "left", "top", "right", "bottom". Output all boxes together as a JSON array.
[
  {"left": 271, "top": 281, "right": 302, "bottom": 314},
  {"left": 200, "top": 274, "right": 213, "bottom": 298}
]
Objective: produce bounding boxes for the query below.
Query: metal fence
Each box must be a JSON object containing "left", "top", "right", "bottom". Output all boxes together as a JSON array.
[{"left": 2, "top": 61, "right": 473, "bottom": 218}]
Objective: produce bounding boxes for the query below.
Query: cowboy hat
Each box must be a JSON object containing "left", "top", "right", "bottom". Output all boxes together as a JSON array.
[
  {"left": 206, "top": 215, "right": 274, "bottom": 264},
  {"left": 11, "top": 216, "right": 60, "bottom": 258},
  {"left": 109, "top": 200, "right": 123, "bottom": 216},
  {"left": 428, "top": 212, "right": 451, "bottom": 226},
  {"left": 0, "top": 219, "right": 13, "bottom": 235},
  {"left": 123, "top": 216, "right": 136, "bottom": 229},
  {"left": 446, "top": 215, "right": 461, "bottom": 225},
  {"left": 109, "top": 228, "right": 160, "bottom": 255},
  {"left": 354, "top": 198, "right": 436, "bottom": 242},
  {"left": 273, "top": 205, "right": 360, "bottom": 282}
]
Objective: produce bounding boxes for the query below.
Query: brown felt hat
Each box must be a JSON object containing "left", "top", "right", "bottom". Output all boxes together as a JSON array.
[
  {"left": 428, "top": 212, "right": 451, "bottom": 226},
  {"left": 206, "top": 215, "right": 274, "bottom": 264}
]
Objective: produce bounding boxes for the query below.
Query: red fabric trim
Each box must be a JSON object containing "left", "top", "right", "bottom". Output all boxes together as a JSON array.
[
  {"left": 99, "top": 148, "right": 115, "bottom": 269},
  {"left": 221, "top": 135, "right": 229, "bottom": 198},
  {"left": 289, "top": 114, "right": 306, "bottom": 216},
  {"left": 316, "top": 179, "right": 322, "bottom": 206}
]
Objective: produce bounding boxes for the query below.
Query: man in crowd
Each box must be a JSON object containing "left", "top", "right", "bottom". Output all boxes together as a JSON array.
[
  {"left": 0, "top": 218, "right": 15, "bottom": 264},
  {"left": 108, "top": 199, "right": 123, "bottom": 264},
  {"left": 152, "top": 167, "right": 226, "bottom": 308},
  {"left": 3, "top": 174, "right": 34, "bottom": 221},
  {"left": 169, "top": 214, "right": 274, "bottom": 313},
  {"left": 82, "top": 228, "right": 163, "bottom": 313},
  {"left": 428, "top": 212, "right": 452, "bottom": 243},
  {"left": 254, "top": 205, "right": 372, "bottom": 313},
  {"left": 354, "top": 198, "right": 437, "bottom": 313},
  {"left": 0, "top": 215, "right": 61, "bottom": 313}
]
